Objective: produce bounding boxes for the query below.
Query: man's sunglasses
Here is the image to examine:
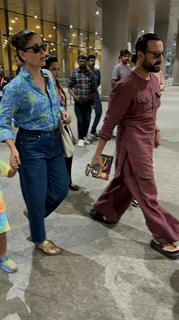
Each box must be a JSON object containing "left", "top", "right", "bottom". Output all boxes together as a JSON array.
[
  {"left": 22, "top": 43, "right": 47, "bottom": 53},
  {"left": 144, "top": 51, "right": 166, "bottom": 59}
]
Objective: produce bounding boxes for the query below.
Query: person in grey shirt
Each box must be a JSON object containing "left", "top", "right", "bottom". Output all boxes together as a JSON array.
[{"left": 111, "top": 49, "right": 131, "bottom": 88}]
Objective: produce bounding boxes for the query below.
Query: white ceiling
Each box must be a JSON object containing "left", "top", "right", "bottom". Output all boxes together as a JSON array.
[{"left": 2, "top": 0, "right": 179, "bottom": 40}]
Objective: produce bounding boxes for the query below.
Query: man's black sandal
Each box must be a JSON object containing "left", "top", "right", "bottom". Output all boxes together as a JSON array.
[
  {"left": 150, "top": 240, "right": 179, "bottom": 259},
  {"left": 89, "top": 209, "right": 114, "bottom": 225}
]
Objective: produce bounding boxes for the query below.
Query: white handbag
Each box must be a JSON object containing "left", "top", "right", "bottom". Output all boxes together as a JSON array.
[{"left": 59, "top": 122, "right": 75, "bottom": 158}]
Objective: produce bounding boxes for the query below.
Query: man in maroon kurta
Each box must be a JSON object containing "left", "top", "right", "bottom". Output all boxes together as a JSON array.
[{"left": 90, "top": 33, "right": 179, "bottom": 259}]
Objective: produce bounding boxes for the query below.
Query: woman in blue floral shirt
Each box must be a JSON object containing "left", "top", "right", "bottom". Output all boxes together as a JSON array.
[{"left": 0, "top": 30, "right": 70, "bottom": 255}]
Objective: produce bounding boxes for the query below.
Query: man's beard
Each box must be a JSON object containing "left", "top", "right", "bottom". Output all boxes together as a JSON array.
[
  {"left": 123, "top": 60, "right": 129, "bottom": 65},
  {"left": 142, "top": 61, "right": 161, "bottom": 73}
]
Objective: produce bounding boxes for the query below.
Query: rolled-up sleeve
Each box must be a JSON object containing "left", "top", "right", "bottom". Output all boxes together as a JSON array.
[
  {"left": 0, "top": 86, "right": 17, "bottom": 141},
  {"left": 99, "top": 82, "right": 131, "bottom": 141}
]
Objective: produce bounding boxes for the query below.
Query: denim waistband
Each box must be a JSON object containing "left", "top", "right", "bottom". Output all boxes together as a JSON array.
[{"left": 18, "top": 127, "right": 58, "bottom": 136}]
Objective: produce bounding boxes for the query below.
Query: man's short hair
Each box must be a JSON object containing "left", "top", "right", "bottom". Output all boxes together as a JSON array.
[
  {"left": 135, "top": 33, "right": 162, "bottom": 54},
  {"left": 120, "top": 49, "right": 130, "bottom": 57},
  {"left": 87, "top": 54, "right": 96, "bottom": 61},
  {"left": 78, "top": 55, "right": 87, "bottom": 61}
]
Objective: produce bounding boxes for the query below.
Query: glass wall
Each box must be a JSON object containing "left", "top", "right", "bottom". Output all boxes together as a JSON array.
[
  {"left": 8, "top": 12, "right": 24, "bottom": 35},
  {"left": 0, "top": 8, "right": 6, "bottom": 33},
  {"left": 8, "top": 12, "right": 25, "bottom": 74},
  {"left": 0, "top": 9, "right": 8, "bottom": 73},
  {"left": 0, "top": 2, "right": 102, "bottom": 81},
  {"left": 27, "top": 16, "right": 41, "bottom": 33},
  {"left": 7, "top": 0, "right": 24, "bottom": 14}
]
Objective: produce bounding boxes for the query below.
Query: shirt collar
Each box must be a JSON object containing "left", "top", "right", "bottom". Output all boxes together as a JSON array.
[
  {"left": 19, "top": 67, "right": 50, "bottom": 79},
  {"left": 77, "top": 67, "right": 90, "bottom": 75}
]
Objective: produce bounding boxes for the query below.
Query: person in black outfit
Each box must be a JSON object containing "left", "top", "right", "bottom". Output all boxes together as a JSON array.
[
  {"left": 87, "top": 55, "right": 102, "bottom": 138},
  {"left": 45, "top": 55, "right": 79, "bottom": 191},
  {"left": 68, "top": 55, "right": 97, "bottom": 147},
  {"left": 14, "top": 54, "right": 23, "bottom": 75}
]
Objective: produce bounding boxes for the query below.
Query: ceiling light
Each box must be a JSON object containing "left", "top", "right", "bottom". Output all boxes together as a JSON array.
[
  {"left": 34, "top": 15, "right": 38, "bottom": 19},
  {"left": 69, "top": 25, "right": 73, "bottom": 29},
  {"left": 43, "top": 38, "right": 46, "bottom": 41},
  {"left": 9, "top": 27, "right": 13, "bottom": 30},
  {"left": 14, "top": 17, "right": 18, "bottom": 21},
  {"left": 96, "top": 10, "right": 100, "bottom": 15},
  {"left": 53, "top": 26, "right": 56, "bottom": 29},
  {"left": 48, "top": 34, "right": 52, "bottom": 38},
  {"left": 95, "top": 32, "right": 98, "bottom": 35},
  {"left": 51, "top": 42, "right": 54, "bottom": 46},
  {"left": 80, "top": 32, "right": 83, "bottom": 36},
  {"left": 36, "top": 25, "right": 40, "bottom": 29},
  {"left": 11, "top": 19, "right": 16, "bottom": 24},
  {"left": 72, "top": 33, "right": 76, "bottom": 37}
]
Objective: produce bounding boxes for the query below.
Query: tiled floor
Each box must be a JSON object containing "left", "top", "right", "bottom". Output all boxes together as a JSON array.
[{"left": 0, "top": 86, "right": 179, "bottom": 320}]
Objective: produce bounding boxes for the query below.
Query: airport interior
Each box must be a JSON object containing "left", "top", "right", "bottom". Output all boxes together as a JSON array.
[{"left": 0, "top": 0, "right": 179, "bottom": 319}]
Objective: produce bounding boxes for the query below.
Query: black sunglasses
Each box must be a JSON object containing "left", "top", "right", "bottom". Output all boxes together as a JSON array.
[
  {"left": 22, "top": 43, "right": 47, "bottom": 53},
  {"left": 144, "top": 51, "right": 166, "bottom": 59}
]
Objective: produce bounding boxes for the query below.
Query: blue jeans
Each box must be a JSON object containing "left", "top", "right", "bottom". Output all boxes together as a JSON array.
[
  {"left": 90, "top": 93, "right": 102, "bottom": 134},
  {"left": 74, "top": 101, "right": 92, "bottom": 139},
  {"left": 15, "top": 128, "right": 69, "bottom": 243}
]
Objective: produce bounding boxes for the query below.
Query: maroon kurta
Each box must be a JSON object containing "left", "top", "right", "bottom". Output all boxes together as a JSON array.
[{"left": 94, "top": 71, "right": 179, "bottom": 244}]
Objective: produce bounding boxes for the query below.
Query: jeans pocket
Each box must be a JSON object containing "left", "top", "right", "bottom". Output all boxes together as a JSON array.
[{"left": 20, "top": 134, "right": 41, "bottom": 145}]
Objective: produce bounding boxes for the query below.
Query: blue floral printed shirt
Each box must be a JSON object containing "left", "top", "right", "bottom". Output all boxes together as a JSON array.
[{"left": 0, "top": 68, "right": 62, "bottom": 141}]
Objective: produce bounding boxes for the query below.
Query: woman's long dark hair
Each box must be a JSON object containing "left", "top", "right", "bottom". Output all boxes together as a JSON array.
[{"left": 45, "top": 55, "right": 67, "bottom": 108}]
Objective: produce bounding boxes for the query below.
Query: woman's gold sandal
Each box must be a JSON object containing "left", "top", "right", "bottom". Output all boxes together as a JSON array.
[{"left": 36, "top": 240, "right": 63, "bottom": 255}]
